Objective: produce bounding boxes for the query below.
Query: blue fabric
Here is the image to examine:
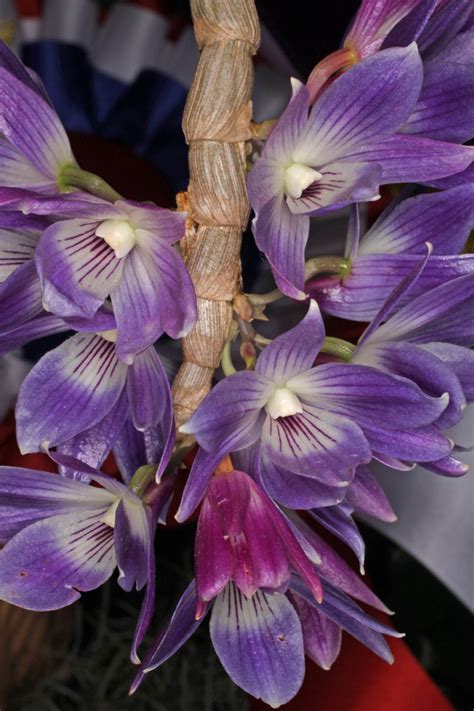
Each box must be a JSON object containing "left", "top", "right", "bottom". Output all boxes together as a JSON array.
[{"left": 22, "top": 41, "right": 189, "bottom": 191}]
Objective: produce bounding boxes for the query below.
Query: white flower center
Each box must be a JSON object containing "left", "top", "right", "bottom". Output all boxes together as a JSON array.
[
  {"left": 284, "top": 163, "right": 322, "bottom": 199},
  {"left": 96, "top": 219, "right": 136, "bottom": 259},
  {"left": 97, "top": 328, "right": 118, "bottom": 343},
  {"left": 266, "top": 386, "right": 304, "bottom": 420},
  {"left": 101, "top": 499, "right": 120, "bottom": 528}
]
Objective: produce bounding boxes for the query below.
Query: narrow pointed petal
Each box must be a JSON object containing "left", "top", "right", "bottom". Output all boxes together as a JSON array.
[
  {"left": 210, "top": 584, "right": 305, "bottom": 709},
  {"left": 179, "top": 371, "right": 271, "bottom": 453},
  {"left": 16, "top": 333, "right": 128, "bottom": 453},
  {"left": 422, "top": 342, "right": 474, "bottom": 401},
  {"left": 112, "top": 238, "right": 196, "bottom": 362},
  {"left": 131, "top": 580, "right": 205, "bottom": 693},
  {"left": 256, "top": 300, "right": 325, "bottom": 382},
  {"left": 0, "top": 260, "right": 43, "bottom": 331},
  {"left": 36, "top": 217, "right": 124, "bottom": 319},
  {"left": 359, "top": 186, "right": 474, "bottom": 256},
  {"left": 0, "top": 509, "right": 116, "bottom": 610},
  {"left": 0, "top": 313, "right": 67, "bottom": 355},
  {"left": 350, "top": 135, "right": 473, "bottom": 184},
  {"left": 127, "top": 347, "right": 170, "bottom": 430},
  {"left": 0, "top": 68, "right": 73, "bottom": 180},
  {"left": 421, "top": 454, "right": 469, "bottom": 478},
  {"left": 175, "top": 447, "right": 224, "bottom": 523},
  {"left": 366, "top": 423, "right": 452, "bottom": 462},
  {"left": 263, "top": 84, "right": 310, "bottom": 162},
  {"left": 115, "top": 497, "right": 153, "bottom": 592},
  {"left": 310, "top": 506, "right": 365, "bottom": 572},
  {"left": 346, "top": 466, "right": 396, "bottom": 522},
  {"left": 291, "top": 593, "right": 342, "bottom": 670},
  {"left": 417, "top": 0, "right": 471, "bottom": 55},
  {"left": 294, "top": 45, "right": 423, "bottom": 165},
  {"left": 195, "top": 497, "right": 234, "bottom": 603},
  {"left": 130, "top": 505, "right": 159, "bottom": 664},
  {"left": 345, "top": 0, "right": 422, "bottom": 57},
  {"left": 382, "top": 0, "right": 437, "bottom": 48},
  {"left": 0, "top": 466, "right": 117, "bottom": 543}
]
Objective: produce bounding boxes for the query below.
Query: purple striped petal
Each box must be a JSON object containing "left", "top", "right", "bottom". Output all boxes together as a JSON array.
[
  {"left": 421, "top": 454, "right": 470, "bottom": 478},
  {"left": 346, "top": 466, "right": 397, "bottom": 522},
  {"left": 0, "top": 465, "right": 117, "bottom": 543},
  {"left": 359, "top": 186, "right": 474, "bottom": 256},
  {"left": 288, "top": 362, "right": 448, "bottom": 429},
  {"left": 179, "top": 371, "right": 271, "bottom": 453},
  {"left": 0, "top": 509, "right": 116, "bottom": 610},
  {"left": 175, "top": 447, "right": 223, "bottom": 523},
  {"left": 210, "top": 584, "right": 305, "bottom": 708},
  {"left": 130, "top": 504, "right": 159, "bottom": 664},
  {"left": 260, "top": 406, "right": 369, "bottom": 486},
  {"left": 294, "top": 45, "right": 423, "bottom": 165},
  {"left": 366, "top": 423, "right": 452, "bottom": 462},
  {"left": 290, "top": 593, "right": 342, "bottom": 669},
  {"left": 130, "top": 580, "right": 205, "bottom": 693},
  {"left": 0, "top": 313, "right": 67, "bottom": 355},
  {"left": 0, "top": 68, "right": 73, "bottom": 180},
  {"left": 256, "top": 300, "right": 325, "bottom": 382},
  {"left": 0, "top": 260, "right": 43, "bottom": 331},
  {"left": 35, "top": 217, "right": 123, "bottom": 319},
  {"left": 16, "top": 333, "right": 128, "bottom": 453},
  {"left": 422, "top": 342, "right": 474, "bottom": 401},
  {"left": 417, "top": 0, "right": 471, "bottom": 55},
  {"left": 310, "top": 506, "right": 365, "bottom": 572},
  {"left": 382, "top": 0, "right": 437, "bottom": 48},
  {"left": 263, "top": 82, "right": 310, "bottom": 162},
  {"left": 112, "top": 237, "right": 196, "bottom": 362},
  {"left": 115, "top": 497, "right": 152, "bottom": 592},
  {"left": 127, "top": 347, "right": 170, "bottom": 430},
  {"left": 0, "top": 138, "right": 55, "bottom": 191},
  {"left": 0, "top": 226, "right": 37, "bottom": 281},
  {"left": 350, "top": 134, "right": 474, "bottom": 184},
  {"left": 344, "top": 0, "right": 421, "bottom": 57}
]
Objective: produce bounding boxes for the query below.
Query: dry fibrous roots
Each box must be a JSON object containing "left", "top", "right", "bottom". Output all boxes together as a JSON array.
[{"left": 172, "top": 0, "right": 260, "bottom": 432}]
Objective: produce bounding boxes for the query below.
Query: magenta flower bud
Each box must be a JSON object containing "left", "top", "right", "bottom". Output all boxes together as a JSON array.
[{"left": 195, "top": 468, "right": 323, "bottom": 616}]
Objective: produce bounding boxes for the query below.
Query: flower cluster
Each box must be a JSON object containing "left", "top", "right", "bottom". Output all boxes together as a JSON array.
[{"left": 0, "top": 1, "right": 472, "bottom": 706}]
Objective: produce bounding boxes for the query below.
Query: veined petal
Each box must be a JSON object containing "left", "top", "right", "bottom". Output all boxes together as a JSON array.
[
  {"left": 115, "top": 497, "right": 152, "bottom": 592},
  {"left": 256, "top": 300, "right": 325, "bottom": 383},
  {"left": 0, "top": 260, "right": 43, "bottom": 331},
  {"left": 127, "top": 347, "right": 170, "bottom": 429},
  {"left": 290, "top": 593, "right": 342, "bottom": 670},
  {"left": 210, "top": 584, "right": 305, "bottom": 709},
  {"left": 16, "top": 333, "right": 128, "bottom": 453},
  {"left": 0, "top": 509, "right": 116, "bottom": 610},
  {"left": 113, "top": 413, "right": 175, "bottom": 485},
  {"left": 195, "top": 496, "right": 235, "bottom": 604},
  {"left": 175, "top": 447, "right": 226, "bottom": 523},
  {"left": 263, "top": 84, "right": 310, "bottom": 162},
  {"left": 0, "top": 68, "right": 73, "bottom": 180},
  {"left": 36, "top": 217, "right": 123, "bottom": 319},
  {"left": 417, "top": 0, "right": 471, "bottom": 55},
  {"left": 288, "top": 362, "right": 448, "bottom": 429},
  {"left": 350, "top": 135, "right": 474, "bottom": 184},
  {"left": 366, "top": 423, "right": 452, "bottom": 462},
  {"left": 422, "top": 342, "right": 474, "bottom": 401},
  {"left": 0, "top": 313, "right": 67, "bottom": 356},
  {"left": 346, "top": 466, "right": 396, "bottom": 522},
  {"left": 260, "top": 406, "right": 368, "bottom": 486},
  {"left": 252, "top": 193, "right": 309, "bottom": 300},
  {"left": 345, "top": 0, "right": 422, "bottom": 57},
  {"left": 112, "top": 238, "right": 196, "bottom": 362},
  {"left": 0, "top": 138, "right": 55, "bottom": 191},
  {"left": 0, "top": 227, "right": 37, "bottom": 281},
  {"left": 381, "top": 0, "right": 438, "bottom": 49},
  {"left": 310, "top": 506, "right": 365, "bottom": 572},
  {"left": 0, "top": 466, "right": 117, "bottom": 543},
  {"left": 359, "top": 186, "right": 474, "bottom": 256},
  {"left": 180, "top": 371, "right": 271, "bottom": 453},
  {"left": 121, "top": 202, "right": 185, "bottom": 244},
  {"left": 293, "top": 45, "right": 422, "bottom": 165}
]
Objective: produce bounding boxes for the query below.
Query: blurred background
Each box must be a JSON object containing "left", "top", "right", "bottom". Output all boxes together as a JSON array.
[{"left": 0, "top": 1, "right": 472, "bottom": 709}]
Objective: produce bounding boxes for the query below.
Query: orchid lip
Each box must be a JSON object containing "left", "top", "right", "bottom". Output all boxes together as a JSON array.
[
  {"left": 96, "top": 219, "right": 137, "bottom": 259},
  {"left": 97, "top": 328, "right": 118, "bottom": 343},
  {"left": 266, "top": 386, "right": 304, "bottom": 419},
  {"left": 284, "top": 163, "right": 322, "bottom": 199}
]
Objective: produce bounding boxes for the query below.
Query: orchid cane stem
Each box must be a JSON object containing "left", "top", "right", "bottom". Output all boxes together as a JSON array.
[{"left": 171, "top": 0, "right": 260, "bottom": 433}]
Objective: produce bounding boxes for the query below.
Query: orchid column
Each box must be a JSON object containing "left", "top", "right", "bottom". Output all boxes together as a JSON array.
[{"left": 172, "top": 0, "right": 260, "bottom": 429}]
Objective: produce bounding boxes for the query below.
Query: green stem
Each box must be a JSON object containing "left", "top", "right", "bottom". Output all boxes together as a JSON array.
[
  {"left": 221, "top": 339, "right": 237, "bottom": 376},
  {"left": 320, "top": 336, "right": 355, "bottom": 362},
  {"left": 129, "top": 465, "right": 158, "bottom": 497},
  {"left": 59, "top": 165, "right": 123, "bottom": 202}
]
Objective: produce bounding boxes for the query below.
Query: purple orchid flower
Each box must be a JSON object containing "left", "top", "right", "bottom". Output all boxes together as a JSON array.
[
  {"left": 177, "top": 301, "right": 450, "bottom": 518},
  {"left": 308, "top": 185, "right": 474, "bottom": 320},
  {"left": 0, "top": 454, "right": 174, "bottom": 662},
  {"left": 130, "top": 573, "right": 400, "bottom": 708},
  {"left": 21, "top": 196, "right": 197, "bottom": 363},
  {"left": 15, "top": 330, "right": 175, "bottom": 477},
  {"left": 247, "top": 45, "right": 473, "bottom": 299},
  {"left": 0, "top": 40, "right": 77, "bottom": 193}
]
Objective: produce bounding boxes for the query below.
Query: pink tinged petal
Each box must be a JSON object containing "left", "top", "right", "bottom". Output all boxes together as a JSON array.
[
  {"left": 288, "top": 362, "right": 449, "bottom": 429},
  {"left": 422, "top": 342, "right": 474, "bottom": 401},
  {"left": 401, "top": 61, "right": 474, "bottom": 143},
  {"left": 293, "top": 45, "right": 423, "bottom": 166},
  {"left": 179, "top": 370, "right": 271, "bottom": 453},
  {"left": 112, "top": 239, "right": 197, "bottom": 362},
  {"left": 195, "top": 497, "right": 235, "bottom": 604},
  {"left": 0, "top": 465, "right": 117, "bottom": 543},
  {"left": 345, "top": 0, "right": 422, "bottom": 57},
  {"left": 210, "top": 584, "right": 305, "bottom": 708},
  {"left": 354, "top": 341, "right": 466, "bottom": 428},
  {"left": 369, "top": 272, "right": 474, "bottom": 345},
  {"left": 263, "top": 84, "right": 310, "bottom": 162},
  {"left": 0, "top": 260, "right": 43, "bottom": 331},
  {"left": 16, "top": 333, "right": 128, "bottom": 453},
  {"left": 346, "top": 466, "right": 397, "bottom": 523},
  {"left": 260, "top": 407, "right": 369, "bottom": 487},
  {"left": 252, "top": 193, "right": 309, "bottom": 300},
  {"left": 130, "top": 580, "right": 205, "bottom": 693},
  {"left": 350, "top": 135, "right": 474, "bottom": 184},
  {"left": 256, "top": 300, "right": 325, "bottom": 382},
  {"left": 0, "top": 509, "right": 116, "bottom": 610},
  {"left": 359, "top": 185, "right": 474, "bottom": 257},
  {"left": 310, "top": 506, "right": 365, "bottom": 573},
  {"left": 0, "top": 313, "right": 67, "bottom": 356},
  {"left": 36, "top": 218, "right": 124, "bottom": 319},
  {"left": 127, "top": 347, "right": 170, "bottom": 429},
  {"left": 0, "top": 68, "right": 73, "bottom": 180},
  {"left": 382, "top": 0, "right": 438, "bottom": 48},
  {"left": 0, "top": 228, "right": 37, "bottom": 281},
  {"left": 290, "top": 593, "right": 342, "bottom": 669}
]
